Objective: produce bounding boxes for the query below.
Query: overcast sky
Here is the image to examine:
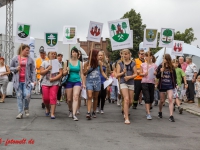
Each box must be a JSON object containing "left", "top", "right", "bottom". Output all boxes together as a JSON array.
[{"left": 0, "top": 0, "right": 199, "bottom": 46}]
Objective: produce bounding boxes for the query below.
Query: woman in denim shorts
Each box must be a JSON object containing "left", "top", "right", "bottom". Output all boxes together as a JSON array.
[
  {"left": 83, "top": 49, "right": 108, "bottom": 120},
  {"left": 116, "top": 49, "right": 137, "bottom": 124}
]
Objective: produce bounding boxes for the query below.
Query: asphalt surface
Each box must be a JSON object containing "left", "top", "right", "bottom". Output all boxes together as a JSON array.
[{"left": 0, "top": 94, "right": 200, "bottom": 150}]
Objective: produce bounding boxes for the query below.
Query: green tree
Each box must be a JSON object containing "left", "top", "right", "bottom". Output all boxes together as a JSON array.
[
  {"left": 18, "top": 25, "right": 23, "bottom": 32},
  {"left": 122, "top": 22, "right": 127, "bottom": 33},
  {"left": 163, "top": 29, "right": 172, "bottom": 42},
  {"left": 111, "top": 24, "right": 116, "bottom": 36},
  {"left": 66, "top": 28, "right": 69, "bottom": 36},
  {"left": 174, "top": 28, "right": 197, "bottom": 44}
]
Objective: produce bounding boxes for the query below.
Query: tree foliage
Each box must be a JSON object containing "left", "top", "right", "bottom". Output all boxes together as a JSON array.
[
  {"left": 174, "top": 28, "right": 197, "bottom": 44},
  {"left": 122, "top": 22, "right": 127, "bottom": 33},
  {"left": 111, "top": 24, "right": 116, "bottom": 35},
  {"left": 107, "top": 9, "right": 146, "bottom": 61}
]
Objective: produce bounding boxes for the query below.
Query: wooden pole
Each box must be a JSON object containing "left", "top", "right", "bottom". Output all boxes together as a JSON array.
[
  {"left": 161, "top": 47, "right": 166, "bottom": 77},
  {"left": 89, "top": 42, "right": 94, "bottom": 67}
]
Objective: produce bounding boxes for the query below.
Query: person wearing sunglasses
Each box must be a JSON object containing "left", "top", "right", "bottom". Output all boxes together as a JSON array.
[{"left": 132, "top": 48, "right": 145, "bottom": 109}]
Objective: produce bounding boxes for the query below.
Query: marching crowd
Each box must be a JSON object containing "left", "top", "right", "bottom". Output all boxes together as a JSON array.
[{"left": 0, "top": 44, "right": 200, "bottom": 125}]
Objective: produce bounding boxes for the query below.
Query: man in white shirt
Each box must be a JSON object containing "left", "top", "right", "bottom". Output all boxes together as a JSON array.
[{"left": 185, "top": 57, "right": 197, "bottom": 103}]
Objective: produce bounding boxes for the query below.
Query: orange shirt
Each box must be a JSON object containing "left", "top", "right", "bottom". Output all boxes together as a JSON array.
[
  {"left": 35, "top": 57, "right": 49, "bottom": 79},
  {"left": 134, "top": 58, "right": 143, "bottom": 80}
]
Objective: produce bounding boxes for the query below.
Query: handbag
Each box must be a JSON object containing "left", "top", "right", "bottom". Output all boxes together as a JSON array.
[
  {"left": 61, "top": 60, "right": 69, "bottom": 86},
  {"left": 5, "top": 65, "right": 13, "bottom": 82}
]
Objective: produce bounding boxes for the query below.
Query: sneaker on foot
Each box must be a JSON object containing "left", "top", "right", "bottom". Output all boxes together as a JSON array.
[
  {"left": 76, "top": 110, "right": 80, "bottom": 115},
  {"left": 24, "top": 110, "right": 29, "bottom": 116},
  {"left": 158, "top": 112, "right": 162, "bottom": 118},
  {"left": 92, "top": 112, "right": 96, "bottom": 118},
  {"left": 154, "top": 100, "right": 158, "bottom": 106},
  {"left": 178, "top": 107, "right": 183, "bottom": 114},
  {"left": 68, "top": 111, "right": 73, "bottom": 118},
  {"left": 41, "top": 103, "right": 45, "bottom": 109},
  {"left": 57, "top": 101, "right": 61, "bottom": 106},
  {"left": 117, "top": 100, "right": 120, "bottom": 106},
  {"left": 86, "top": 112, "right": 91, "bottom": 120},
  {"left": 101, "top": 110, "right": 104, "bottom": 114},
  {"left": 169, "top": 116, "right": 175, "bottom": 122},
  {"left": 96, "top": 107, "right": 100, "bottom": 113},
  {"left": 73, "top": 115, "right": 79, "bottom": 121},
  {"left": 147, "top": 114, "right": 152, "bottom": 120},
  {"left": 16, "top": 113, "right": 23, "bottom": 119}
]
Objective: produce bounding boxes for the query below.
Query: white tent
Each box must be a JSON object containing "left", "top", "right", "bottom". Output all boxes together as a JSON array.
[{"left": 154, "top": 43, "right": 200, "bottom": 69}]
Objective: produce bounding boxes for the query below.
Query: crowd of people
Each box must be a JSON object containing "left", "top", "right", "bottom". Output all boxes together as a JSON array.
[{"left": 1, "top": 44, "right": 200, "bottom": 125}]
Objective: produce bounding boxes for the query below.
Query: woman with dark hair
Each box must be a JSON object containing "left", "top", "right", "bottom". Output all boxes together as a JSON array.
[
  {"left": 63, "top": 47, "right": 84, "bottom": 121},
  {"left": 10, "top": 44, "right": 36, "bottom": 119},
  {"left": 156, "top": 54, "right": 177, "bottom": 122},
  {"left": 83, "top": 49, "right": 108, "bottom": 120},
  {"left": 78, "top": 50, "right": 83, "bottom": 62}
]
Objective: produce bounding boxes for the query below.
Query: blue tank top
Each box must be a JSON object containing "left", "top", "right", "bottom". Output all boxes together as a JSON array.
[
  {"left": 67, "top": 60, "right": 81, "bottom": 82},
  {"left": 100, "top": 66, "right": 106, "bottom": 84}
]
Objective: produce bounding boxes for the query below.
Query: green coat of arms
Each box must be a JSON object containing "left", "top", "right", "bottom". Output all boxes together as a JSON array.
[
  {"left": 45, "top": 33, "right": 58, "bottom": 47},
  {"left": 65, "top": 27, "right": 76, "bottom": 39},
  {"left": 18, "top": 24, "right": 30, "bottom": 38}
]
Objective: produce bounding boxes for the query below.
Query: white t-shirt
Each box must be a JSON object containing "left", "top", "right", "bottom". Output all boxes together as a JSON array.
[
  {"left": 40, "top": 60, "right": 62, "bottom": 86},
  {"left": 185, "top": 63, "right": 197, "bottom": 80}
]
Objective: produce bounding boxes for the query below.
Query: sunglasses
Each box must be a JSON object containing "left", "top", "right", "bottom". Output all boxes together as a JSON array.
[{"left": 140, "top": 53, "right": 144, "bottom": 55}]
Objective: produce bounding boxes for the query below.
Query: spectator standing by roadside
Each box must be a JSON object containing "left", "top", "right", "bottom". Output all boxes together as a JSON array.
[{"left": 185, "top": 57, "right": 197, "bottom": 103}]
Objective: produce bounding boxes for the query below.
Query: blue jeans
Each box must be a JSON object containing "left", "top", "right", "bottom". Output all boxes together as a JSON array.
[
  {"left": 16, "top": 82, "right": 32, "bottom": 113},
  {"left": 111, "top": 85, "right": 118, "bottom": 100}
]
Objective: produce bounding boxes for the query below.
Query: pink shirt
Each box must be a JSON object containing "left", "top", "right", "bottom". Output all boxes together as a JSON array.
[
  {"left": 19, "top": 57, "right": 27, "bottom": 82},
  {"left": 141, "top": 63, "right": 157, "bottom": 84},
  {"left": 181, "top": 62, "right": 188, "bottom": 72}
]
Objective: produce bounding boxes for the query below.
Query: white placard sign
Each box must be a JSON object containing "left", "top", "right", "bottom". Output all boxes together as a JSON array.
[
  {"left": 143, "top": 28, "right": 158, "bottom": 48},
  {"left": 171, "top": 40, "right": 184, "bottom": 56},
  {"left": 63, "top": 26, "right": 77, "bottom": 44},
  {"left": 87, "top": 21, "right": 103, "bottom": 42},
  {"left": 108, "top": 19, "right": 132, "bottom": 51},
  {"left": 15, "top": 23, "right": 31, "bottom": 44},
  {"left": 44, "top": 33, "right": 58, "bottom": 52},
  {"left": 159, "top": 28, "right": 175, "bottom": 48}
]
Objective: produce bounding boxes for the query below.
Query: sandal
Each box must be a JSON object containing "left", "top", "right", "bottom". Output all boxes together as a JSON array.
[
  {"left": 0, "top": 100, "right": 5, "bottom": 103},
  {"left": 124, "top": 120, "right": 130, "bottom": 124}
]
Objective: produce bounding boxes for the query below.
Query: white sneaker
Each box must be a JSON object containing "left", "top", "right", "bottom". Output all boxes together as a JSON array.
[
  {"left": 24, "top": 110, "right": 29, "bottom": 116},
  {"left": 76, "top": 110, "right": 80, "bottom": 115},
  {"left": 57, "top": 101, "right": 61, "bottom": 106},
  {"left": 101, "top": 110, "right": 104, "bottom": 114},
  {"left": 73, "top": 115, "right": 79, "bottom": 121},
  {"left": 68, "top": 111, "right": 72, "bottom": 118},
  {"left": 117, "top": 99, "right": 120, "bottom": 106},
  {"left": 16, "top": 113, "right": 23, "bottom": 119},
  {"left": 96, "top": 107, "right": 100, "bottom": 113}
]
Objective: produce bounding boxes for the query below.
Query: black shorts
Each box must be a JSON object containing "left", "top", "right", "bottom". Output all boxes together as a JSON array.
[{"left": 159, "top": 89, "right": 173, "bottom": 92}]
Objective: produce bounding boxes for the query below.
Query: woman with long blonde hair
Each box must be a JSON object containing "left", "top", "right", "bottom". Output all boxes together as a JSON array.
[{"left": 116, "top": 49, "right": 137, "bottom": 124}]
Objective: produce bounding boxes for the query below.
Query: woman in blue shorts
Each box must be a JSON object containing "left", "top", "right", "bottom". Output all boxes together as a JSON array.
[
  {"left": 63, "top": 47, "right": 84, "bottom": 121},
  {"left": 83, "top": 49, "right": 108, "bottom": 120}
]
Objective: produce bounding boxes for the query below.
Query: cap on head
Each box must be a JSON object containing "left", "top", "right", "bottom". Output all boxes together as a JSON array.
[{"left": 39, "top": 46, "right": 45, "bottom": 53}]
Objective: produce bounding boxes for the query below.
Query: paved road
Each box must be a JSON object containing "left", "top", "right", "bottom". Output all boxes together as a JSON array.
[{"left": 0, "top": 94, "right": 200, "bottom": 150}]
